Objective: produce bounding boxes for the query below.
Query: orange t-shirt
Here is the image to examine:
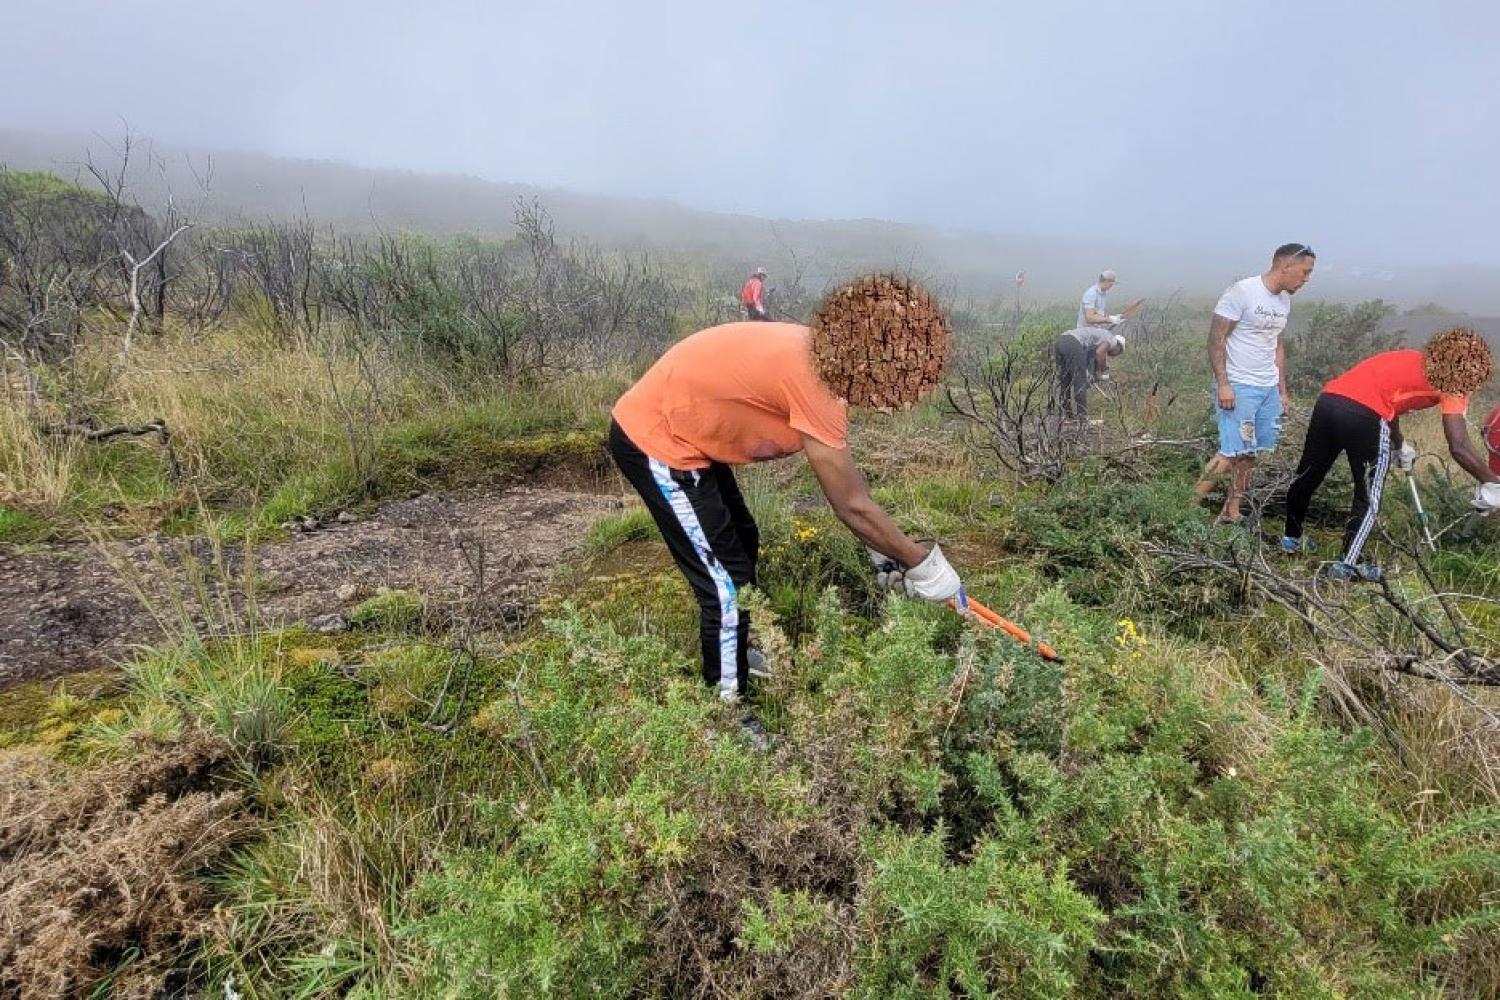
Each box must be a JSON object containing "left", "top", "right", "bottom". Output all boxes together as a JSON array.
[
  {"left": 612, "top": 322, "right": 849, "bottom": 469},
  {"left": 1323, "top": 349, "right": 1468, "bottom": 422}
]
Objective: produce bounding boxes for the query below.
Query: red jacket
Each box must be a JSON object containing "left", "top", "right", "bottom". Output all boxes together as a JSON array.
[
  {"left": 1485, "top": 403, "right": 1500, "bottom": 474},
  {"left": 740, "top": 276, "right": 764, "bottom": 309},
  {"left": 1323, "top": 349, "right": 1468, "bottom": 422}
]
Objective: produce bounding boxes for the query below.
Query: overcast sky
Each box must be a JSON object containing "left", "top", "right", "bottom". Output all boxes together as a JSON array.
[{"left": 5, "top": 0, "right": 1498, "bottom": 269}]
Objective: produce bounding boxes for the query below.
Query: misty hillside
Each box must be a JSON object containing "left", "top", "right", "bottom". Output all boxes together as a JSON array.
[{"left": 5, "top": 127, "right": 1500, "bottom": 312}]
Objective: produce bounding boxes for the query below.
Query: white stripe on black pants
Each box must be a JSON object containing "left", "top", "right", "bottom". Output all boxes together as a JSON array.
[
  {"left": 607, "top": 420, "right": 758, "bottom": 699},
  {"left": 1283, "top": 392, "right": 1392, "bottom": 566}
]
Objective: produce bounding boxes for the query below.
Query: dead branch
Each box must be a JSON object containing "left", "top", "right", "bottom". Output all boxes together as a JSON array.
[
  {"left": 121, "top": 221, "right": 192, "bottom": 356},
  {"left": 945, "top": 336, "right": 1073, "bottom": 482},
  {"left": 43, "top": 417, "right": 180, "bottom": 482}
]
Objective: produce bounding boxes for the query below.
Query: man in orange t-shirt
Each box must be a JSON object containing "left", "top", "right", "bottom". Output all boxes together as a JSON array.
[
  {"left": 609, "top": 308, "right": 964, "bottom": 706},
  {"left": 1281, "top": 329, "right": 1498, "bottom": 580},
  {"left": 740, "top": 267, "right": 769, "bottom": 321}
]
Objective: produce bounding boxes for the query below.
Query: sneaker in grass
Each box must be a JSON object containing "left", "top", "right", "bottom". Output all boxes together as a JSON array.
[
  {"left": 739, "top": 712, "right": 777, "bottom": 752},
  {"left": 1327, "top": 561, "right": 1382, "bottom": 582}
]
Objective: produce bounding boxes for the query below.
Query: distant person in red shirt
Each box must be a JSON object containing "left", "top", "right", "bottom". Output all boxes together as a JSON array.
[
  {"left": 1485, "top": 403, "right": 1500, "bottom": 475},
  {"left": 740, "top": 267, "right": 769, "bottom": 321},
  {"left": 1280, "top": 328, "right": 1499, "bottom": 580}
]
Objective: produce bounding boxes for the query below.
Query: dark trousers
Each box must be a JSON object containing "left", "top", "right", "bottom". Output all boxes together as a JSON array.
[
  {"left": 1053, "top": 334, "right": 1091, "bottom": 420},
  {"left": 607, "top": 420, "right": 758, "bottom": 698},
  {"left": 1283, "top": 392, "right": 1392, "bottom": 565},
  {"left": 745, "top": 304, "right": 770, "bottom": 321}
]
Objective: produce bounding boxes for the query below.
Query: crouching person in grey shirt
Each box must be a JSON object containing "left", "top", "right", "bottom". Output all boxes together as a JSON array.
[{"left": 1054, "top": 326, "right": 1125, "bottom": 423}]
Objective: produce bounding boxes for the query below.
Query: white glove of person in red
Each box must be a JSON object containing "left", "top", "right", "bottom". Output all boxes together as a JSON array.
[{"left": 1397, "top": 442, "right": 1418, "bottom": 471}]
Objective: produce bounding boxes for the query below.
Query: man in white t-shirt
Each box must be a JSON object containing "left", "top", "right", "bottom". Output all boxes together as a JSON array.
[
  {"left": 1077, "top": 270, "right": 1121, "bottom": 328},
  {"left": 1205, "top": 243, "right": 1317, "bottom": 523}
]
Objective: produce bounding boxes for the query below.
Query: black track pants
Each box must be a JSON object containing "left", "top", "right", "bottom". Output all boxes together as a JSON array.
[
  {"left": 607, "top": 420, "right": 757, "bottom": 698},
  {"left": 1053, "top": 334, "right": 1091, "bottom": 420},
  {"left": 1283, "top": 392, "right": 1392, "bottom": 565}
]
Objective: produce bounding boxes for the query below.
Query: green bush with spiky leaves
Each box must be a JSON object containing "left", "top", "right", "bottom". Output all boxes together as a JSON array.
[{"left": 12, "top": 361, "right": 1500, "bottom": 997}]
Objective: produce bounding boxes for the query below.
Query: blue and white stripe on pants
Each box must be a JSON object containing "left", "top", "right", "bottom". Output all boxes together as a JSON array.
[{"left": 648, "top": 459, "right": 740, "bottom": 700}]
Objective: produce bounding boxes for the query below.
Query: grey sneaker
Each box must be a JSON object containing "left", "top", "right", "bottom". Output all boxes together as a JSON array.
[
  {"left": 1327, "top": 561, "right": 1383, "bottom": 582},
  {"left": 747, "top": 648, "right": 771, "bottom": 680},
  {"left": 739, "top": 712, "right": 777, "bottom": 752}
]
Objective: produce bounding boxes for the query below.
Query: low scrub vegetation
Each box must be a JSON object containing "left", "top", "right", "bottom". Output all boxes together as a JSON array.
[
  {"left": 8, "top": 443, "right": 1500, "bottom": 995},
  {"left": 3, "top": 168, "right": 1500, "bottom": 996}
]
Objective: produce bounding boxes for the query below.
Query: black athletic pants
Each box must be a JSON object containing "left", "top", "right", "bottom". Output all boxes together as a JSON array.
[
  {"left": 745, "top": 304, "right": 770, "bottom": 321},
  {"left": 1053, "top": 334, "right": 1091, "bottom": 420},
  {"left": 1283, "top": 392, "right": 1392, "bottom": 565},
  {"left": 607, "top": 420, "right": 757, "bottom": 698}
]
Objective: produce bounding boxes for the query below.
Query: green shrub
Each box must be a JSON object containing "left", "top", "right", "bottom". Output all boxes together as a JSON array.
[
  {"left": 115, "top": 640, "right": 294, "bottom": 768},
  {"left": 70, "top": 464, "right": 1500, "bottom": 998},
  {"left": 0, "top": 502, "right": 51, "bottom": 543},
  {"left": 348, "top": 590, "right": 425, "bottom": 633},
  {"left": 738, "top": 889, "right": 838, "bottom": 955},
  {"left": 1008, "top": 460, "right": 1208, "bottom": 609},
  {"left": 77, "top": 700, "right": 183, "bottom": 756},
  {"left": 257, "top": 466, "right": 357, "bottom": 529},
  {"left": 857, "top": 828, "right": 1105, "bottom": 998},
  {"left": 1284, "top": 300, "right": 1402, "bottom": 392},
  {"left": 585, "top": 507, "right": 657, "bottom": 551},
  {"left": 364, "top": 643, "right": 449, "bottom": 720}
]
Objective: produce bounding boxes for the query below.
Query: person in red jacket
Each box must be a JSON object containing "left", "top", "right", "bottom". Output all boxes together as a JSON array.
[
  {"left": 1485, "top": 402, "right": 1500, "bottom": 474},
  {"left": 740, "top": 267, "right": 769, "bottom": 321},
  {"left": 1280, "top": 328, "right": 1499, "bottom": 580}
]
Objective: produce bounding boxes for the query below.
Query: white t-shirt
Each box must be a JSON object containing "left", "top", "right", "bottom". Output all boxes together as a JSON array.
[
  {"left": 1077, "top": 284, "right": 1107, "bottom": 328},
  {"left": 1213, "top": 276, "right": 1291, "bottom": 388}
]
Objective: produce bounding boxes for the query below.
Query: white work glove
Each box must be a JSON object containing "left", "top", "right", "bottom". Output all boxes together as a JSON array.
[
  {"left": 1107, "top": 314, "right": 1124, "bottom": 327},
  {"left": 1397, "top": 442, "right": 1417, "bottom": 472},
  {"left": 1095, "top": 371, "right": 1111, "bottom": 383},
  {"left": 901, "top": 543, "right": 967, "bottom": 610},
  {"left": 867, "top": 547, "right": 904, "bottom": 591},
  {"left": 1473, "top": 482, "right": 1500, "bottom": 512}
]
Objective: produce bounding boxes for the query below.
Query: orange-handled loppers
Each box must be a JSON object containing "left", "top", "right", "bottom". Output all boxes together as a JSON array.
[{"left": 949, "top": 596, "right": 1064, "bottom": 663}]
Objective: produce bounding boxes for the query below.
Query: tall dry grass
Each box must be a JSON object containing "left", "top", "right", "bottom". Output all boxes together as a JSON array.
[{"left": 0, "top": 323, "right": 627, "bottom": 535}]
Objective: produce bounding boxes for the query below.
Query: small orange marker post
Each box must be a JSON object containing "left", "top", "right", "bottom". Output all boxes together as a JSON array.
[{"left": 949, "top": 597, "right": 1064, "bottom": 663}]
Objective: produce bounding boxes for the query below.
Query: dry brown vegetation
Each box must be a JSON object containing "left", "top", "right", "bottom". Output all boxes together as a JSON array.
[{"left": 0, "top": 735, "right": 255, "bottom": 997}]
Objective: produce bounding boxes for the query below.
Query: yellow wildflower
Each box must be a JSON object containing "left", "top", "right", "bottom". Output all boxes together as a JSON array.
[{"left": 1115, "top": 618, "right": 1147, "bottom": 660}]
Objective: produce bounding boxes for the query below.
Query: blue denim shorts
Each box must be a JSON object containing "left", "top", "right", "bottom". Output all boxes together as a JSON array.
[{"left": 1215, "top": 382, "right": 1283, "bottom": 456}]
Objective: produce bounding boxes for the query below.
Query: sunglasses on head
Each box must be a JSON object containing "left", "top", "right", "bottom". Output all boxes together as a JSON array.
[{"left": 1285, "top": 243, "right": 1315, "bottom": 259}]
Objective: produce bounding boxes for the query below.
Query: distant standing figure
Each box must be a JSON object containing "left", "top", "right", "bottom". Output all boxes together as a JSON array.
[
  {"left": 1205, "top": 243, "right": 1316, "bottom": 523},
  {"left": 1054, "top": 326, "right": 1125, "bottom": 422},
  {"left": 1077, "top": 270, "right": 1121, "bottom": 329},
  {"left": 741, "top": 267, "right": 769, "bottom": 321}
]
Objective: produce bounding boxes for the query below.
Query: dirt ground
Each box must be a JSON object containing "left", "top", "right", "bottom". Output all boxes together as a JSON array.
[{"left": 0, "top": 484, "right": 625, "bottom": 687}]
